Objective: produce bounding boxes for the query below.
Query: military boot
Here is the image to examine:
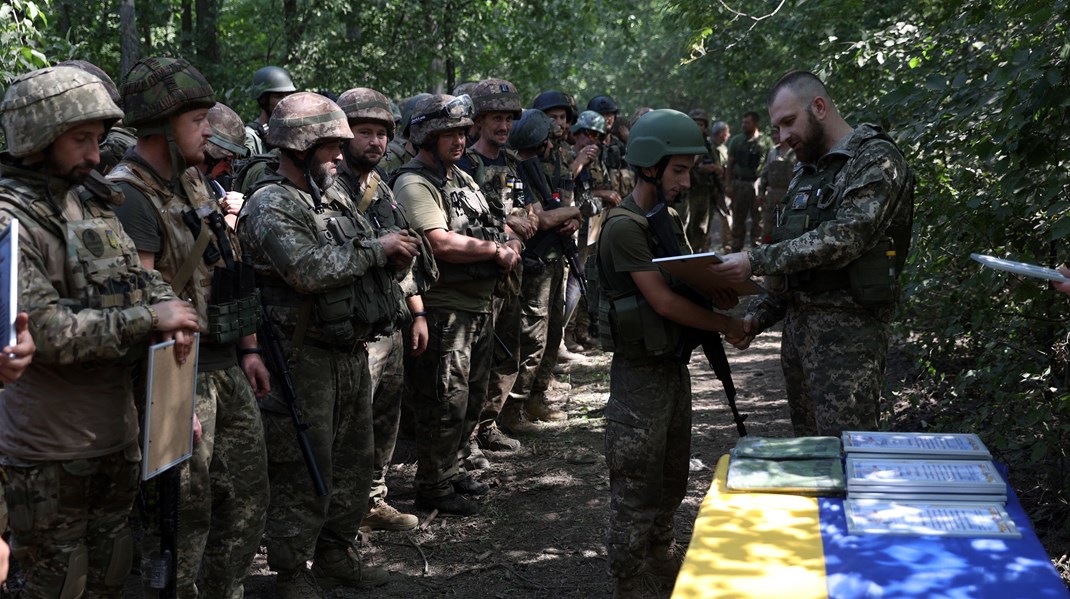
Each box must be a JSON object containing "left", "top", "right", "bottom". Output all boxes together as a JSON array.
[
  {"left": 275, "top": 567, "right": 325, "bottom": 599},
  {"left": 478, "top": 422, "right": 522, "bottom": 451},
  {"left": 361, "top": 498, "right": 418, "bottom": 531},
  {"left": 415, "top": 491, "right": 480, "bottom": 515},
  {"left": 564, "top": 327, "right": 585, "bottom": 353},
  {"left": 525, "top": 393, "right": 566, "bottom": 422},
  {"left": 464, "top": 439, "right": 490, "bottom": 470},
  {"left": 499, "top": 402, "right": 541, "bottom": 434},
  {"left": 310, "top": 546, "right": 389, "bottom": 590},
  {"left": 647, "top": 542, "right": 685, "bottom": 588}
]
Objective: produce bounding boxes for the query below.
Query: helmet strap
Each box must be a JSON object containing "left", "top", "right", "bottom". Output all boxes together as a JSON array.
[
  {"left": 635, "top": 159, "right": 670, "bottom": 205},
  {"left": 299, "top": 148, "right": 325, "bottom": 212}
]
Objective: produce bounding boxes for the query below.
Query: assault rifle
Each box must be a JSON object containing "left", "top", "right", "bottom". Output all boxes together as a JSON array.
[
  {"left": 258, "top": 298, "right": 329, "bottom": 496},
  {"left": 516, "top": 156, "right": 588, "bottom": 299},
  {"left": 645, "top": 203, "right": 748, "bottom": 437}
]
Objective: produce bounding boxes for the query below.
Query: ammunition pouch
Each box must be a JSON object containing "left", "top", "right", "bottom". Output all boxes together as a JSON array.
[
  {"left": 207, "top": 290, "right": 261, "bottom": 345},
  {"left": 601, "top": 292, "right": 681, "bottom": 359},
  {"left": 847, "top": 238, "right": 898, "bottom": 306}
]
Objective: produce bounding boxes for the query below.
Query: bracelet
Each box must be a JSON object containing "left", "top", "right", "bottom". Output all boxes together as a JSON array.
[
  {"left": 146, "top": 306, "right": 159, "bottom": 329},
  {"left": 411, "top": 311, "right": 428, "bottom": 319},
  {"left": 237, "top": 347, "right": 262, "bottom": 358}
]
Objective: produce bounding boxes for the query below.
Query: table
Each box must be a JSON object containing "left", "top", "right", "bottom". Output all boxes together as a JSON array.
[{"left": 672, "top": 455, "right": 1069, "bottom": 598}]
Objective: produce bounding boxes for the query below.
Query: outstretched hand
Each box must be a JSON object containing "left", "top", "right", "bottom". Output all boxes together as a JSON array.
[
  {"left": 708, "top": 252, "right": 752, "bottom": 284},
  {"left": 725, "top": 314, "right": 758, "bottom": 350}
]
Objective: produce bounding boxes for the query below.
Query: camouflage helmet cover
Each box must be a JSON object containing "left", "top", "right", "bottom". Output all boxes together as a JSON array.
[
  {"left": 407, "top": 94, "right": 474, "bottom": 146},
  {"left": 206, "top": 103, "right": 250, "bottom": 159},
  {"left": 58, "top": 60, "right": 121, "bottom": 106},
  {"left": 0, "top": 65, "right": 124, "bottom": 158},
  {"left": 626, "top": 109, "right": 707, "bottom": 168},
  {"left": 337, "top": 87, "right": 395, "bottom": 138},
  {"left": 570, "top": 110, "right": 607, "bottom": 136},
  {"left": 267, "top": 92, "right": 353, "bottom": 152},
  {"left": 687, "top": 108, "right": 710, "bottom": 125},
  {"left": 471, "top": 78, "right": 522, "bottom": 118},
  {"left": 508, "top": 108, "right": 552, "bottom": 151},
  {"left": 121, "top": 57, "right": 215, "bottom": 129},
  {"left": 452, "top": 81, "right": 479, "bottom": 97},
  {"left": 252, "top": 66, "right": 297, "bottom": 98}
]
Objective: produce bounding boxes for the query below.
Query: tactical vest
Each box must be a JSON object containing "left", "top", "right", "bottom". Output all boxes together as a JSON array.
[
  {"left": 233, "top": 151, "right": 279, "bottom": 197},
  {"left": 382, "top": 138, "right": 415, "bottom": 176},
  {"left": 765, "top": 149, "right": 796, "bottom": 193},
  {"left": 771, "top": 127, "right": 913, "bottom": 306},
  {"left": 731, "top": 136, "right": 765, "bottom": 180},
  {"left": 468, "top": 148, "right": 524, "bottom": 218},
  {"left": 109, "top": 161, "right": 259, "bottom": 344},
  {"left": 595, "top": 203, "right": 687, "bottom": 358},
  {"left": 541, "top": 138, "right": 575, "bottom": 203},
  {"left": 602, "top": 140, "right": 635, "bottom": 197},
  {"left": 393, "top": 161, "right": 504, "bottom": 285},
  {"left": 0, "top": 176, "right": 152, "bottom": 315}
]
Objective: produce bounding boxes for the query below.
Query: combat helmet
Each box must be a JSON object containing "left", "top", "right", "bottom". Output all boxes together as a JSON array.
[
  {"left": 407, "top": 94, "right": 474, "bottom": 146},
  {"left": 587, "top": 95, "right": 619, "bottom": 115},
  {"left": 452, "top": 81, "right": 479, "bottom": 98},
  {"left": 687, "top": 108, "right": 710, "bottom": 127},
  {"left": 1, "top": 65, "right": 123, "bottom": 158},
  {"left": 509, "top": 109, "right": 553, "bottom": 151},
  {"left": 337, "top": 87, "right": 395, "bottom": 138},
  {"left": 626, "top": 109, "right": 706, "bottom": 169},
  {"left": 121, "top": 57, "right": 215, "bottom": 130},
  {"left": 58, "top": 60, "right": 121, "bottom": 107},
  {"left": 398, "top": 93, "right": 432, "bottom": 141},
  {"left": 531, "top": 90, "right": 575, "bottom": 122},
  {"left": 390, "top": 102, "right": 402, "bottom": 127},
  {"left": 471, "top": 79, "right": 522, "bottom": 119},
  {"left": 206, "top": 103, "right": 250, "bottom": 160},
  {"left": 251, "top": 66, "right": 297, "bottom": 100},
  {"left": 570, "top": 110, "right": 607, "bottom": 136},
  {"left": 267, "top": 92, "right": 352, "bottom": 152}
]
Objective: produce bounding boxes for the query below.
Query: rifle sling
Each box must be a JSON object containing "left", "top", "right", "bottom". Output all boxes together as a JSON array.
[{"left": 170, "top": 223, "right": 211, "bottom": 296}]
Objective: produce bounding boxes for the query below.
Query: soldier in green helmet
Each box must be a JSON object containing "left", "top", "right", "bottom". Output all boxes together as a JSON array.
[
  {"left": 239, "top": 92, "right": 419, "bottom": 597},
  {"left": 245, "top": 65, "right": 298, "bottom": 155},
  {"left": 381, "top": 93, "right": 431, "bottom": 175},
  {"left": 597, "top": 109, "right": 745, "bottom": 598},
  {"left": 203, "top": 102, "right": 251, "bottom": 229},
  {"left": 0, "top": 65, "right": 199, "bottom": 598}
]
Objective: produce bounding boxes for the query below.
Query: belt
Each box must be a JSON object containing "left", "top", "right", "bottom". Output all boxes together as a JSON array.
[{"left": 302, "top": 337, "right": 368, "bottom": 354}]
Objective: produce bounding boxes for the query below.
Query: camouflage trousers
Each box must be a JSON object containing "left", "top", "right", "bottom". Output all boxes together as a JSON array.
[
  {"left": 781, "top": 305, "right": 889, "bottom": 436},
  {"left": 684, "top": 187, "right": 712, "bottom": 253},
  {"left": 484, "top": 289, "right": 522, "bottom": 427},
  {"left": 406, "top": 309, "right": 492, "bottom": 497},
  {"left": 163, "top": 365, "right": 269, "bottom": 599},
  {"left": 4, "top": 445, "right": 140, "bottom": 598},
  {"left": 512, "top": 258, "right": 565, "bottom": 401},
  {"left": 260, "top": 345, "right": 373, "bottom": 572},
  {"left": 730, "top": 179, "right": 762, "bottom": 252},
  {"left": 604, "top": 355, "right": 692, "bottom": 578},
  {"left": 368, "top": 330, "right": 404, "bottom": 501}
]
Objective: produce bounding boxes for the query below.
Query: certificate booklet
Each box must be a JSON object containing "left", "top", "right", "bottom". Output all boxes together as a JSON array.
[
  {"left": 845, "top": 458, "right": 1005, "bottom": 493},
  {"left": 727, "top": 456, "right": 845, "bottom": 495},
  {"left": 0, "top": 219, "right": 18, "bottom": 348},
  {"left": 845, "top": 499, "right": 1021, "bottom": 538},
  {"left": 842, "top": 431, "right": 991, "bottom": 460},
  {"left": 651, "top": 252, "right": 766, "bottom": 297},
  {"left": 733, "top": 436, "right": 842, "bottom": 460}
]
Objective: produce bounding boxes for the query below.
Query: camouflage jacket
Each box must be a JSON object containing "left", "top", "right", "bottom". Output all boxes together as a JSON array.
[
  {"left": 748, "top": 124, "right": 913, "bottom": 326},
  {"left": 382, "top": 136, "right": 415, "bottom": 177},
  {"left": 0, "top": 165, "right": 175, "bottom": 460}
]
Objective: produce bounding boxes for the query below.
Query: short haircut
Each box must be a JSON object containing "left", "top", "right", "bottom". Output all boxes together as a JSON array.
[
  {"left": 743, "top": 111, "right": 760, "bottom": 123},
  {"left": 710, "top": 120, "right": 729, "bottom": 136},
  {"left": 767, "top": 71, "right": 828, "bottom": 107}
]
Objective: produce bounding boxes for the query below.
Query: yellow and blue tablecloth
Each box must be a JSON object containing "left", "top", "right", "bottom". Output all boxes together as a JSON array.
[{"left": 672, "top": 455, "right": 1069, "bottom": 599}]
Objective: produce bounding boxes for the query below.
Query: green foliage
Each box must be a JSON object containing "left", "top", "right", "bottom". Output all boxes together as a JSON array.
[{"left": 0, "top": 0, "right": 61, "bottom": 87}]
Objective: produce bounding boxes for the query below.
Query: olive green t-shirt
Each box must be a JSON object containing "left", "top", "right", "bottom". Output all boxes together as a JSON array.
[
  {"left": 599, "top": 196, "right": 689, "bottom": 299},
  {"left": 395, "top": 168, "right": 496, "bottom": 314}
]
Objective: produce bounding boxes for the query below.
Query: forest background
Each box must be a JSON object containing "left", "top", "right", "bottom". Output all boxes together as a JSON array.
[{"left": 2, "top": 0, "right": 1069, "bottom": 548}]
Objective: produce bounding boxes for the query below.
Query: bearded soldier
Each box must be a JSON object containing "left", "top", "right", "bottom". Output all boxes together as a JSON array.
[
  {"left": 0, "top": 65, "right": 199, "bottom": 598},
  {"left": 240, "top": 92, "right": 418, "bottom": 596}
]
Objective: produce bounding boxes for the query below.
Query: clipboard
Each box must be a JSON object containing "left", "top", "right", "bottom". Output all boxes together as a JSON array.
[
  {"left": 141, "top": 333, "right": 200, "bottom": 481},
  {"left": 0, "top": 219, "right": 19, "bottom": 348},
  {"left": 652, "top": 251, "right": 766, "bottom": 296},
  {"left": 970, "top": 253, "right": 1070, "bottom": 283}
]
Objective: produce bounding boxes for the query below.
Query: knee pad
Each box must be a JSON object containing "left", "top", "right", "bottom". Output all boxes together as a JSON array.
[
  {"left": 103, "top": 528, "right": 133, "bottom": 587},
  {"left": 59, "top": 544, "right": 88, "bottom": 599}
]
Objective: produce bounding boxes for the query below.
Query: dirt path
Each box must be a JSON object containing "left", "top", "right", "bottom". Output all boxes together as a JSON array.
[{"left": 239, "top": 327, "right": 792, "bottom": 598}]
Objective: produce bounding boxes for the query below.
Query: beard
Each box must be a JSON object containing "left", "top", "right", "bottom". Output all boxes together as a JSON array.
[
  {"left": 351, "top": 150, "right": 381, "bottom": 171},
  {"left": 794, "top": 108, "right": 828, "bottom": 164},
  {"left": 60, "top": 161, "right": 95, "bottom": 185},
  {"left": 311, "top": 159, "right": 337, "bottom": 190}
]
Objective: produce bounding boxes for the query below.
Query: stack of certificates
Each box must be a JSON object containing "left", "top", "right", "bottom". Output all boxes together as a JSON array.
[{"left": 725, "top": 436, "right": 845, "bottom": 496}]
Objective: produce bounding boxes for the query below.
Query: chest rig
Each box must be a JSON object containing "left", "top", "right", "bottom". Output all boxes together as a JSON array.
[
  {"left": 109, "top": 161, "right": 259, "bottom": 344},
  {"left": 468, "top": 148, "right": 524, "bottom": 218}
]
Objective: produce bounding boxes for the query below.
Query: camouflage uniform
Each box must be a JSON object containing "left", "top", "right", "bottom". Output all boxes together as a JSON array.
[
  {"left": 0, "top": 65, "right": 173, "bottom": 599},
  {"left": 759, "top": 145, "right": 798, "bottom": 243},
  {"left": 748, "top": 124, "right": 913, "bottom": 436},
  {"left": 727, "top": 131, "right": 773, "bottom": 251},
  {"left": 108, "top": 57, "right": 268, "bottom": 599}
]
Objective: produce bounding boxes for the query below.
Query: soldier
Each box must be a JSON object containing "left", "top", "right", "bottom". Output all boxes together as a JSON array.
[
  {"left": 503, "top": 109, "right": 587, "bottom": 434},
  {"left": 683, "top": 108, "right": 720, "bottom": 253},
  {"left": 0, "top": 289, "right": 35, "bottom": 590},
  {"left": 203, "top": 102, "right": 251, "bottom": 228},
  {"left": 0, "top": 65, "right": 199, "bottom": 598},
  {"left": 456, "top": 79, "right": 535, "bottom": 453},
  {"left": 57, "top": 60, "right": 135, "bottom": 175},
  {"left": 587, "top": 94, "right": 634, "bottom": 198},
  {"left": 240, "top": 92, "right": 418, "bottom": 595},
  {"left": 596, "top": 109, "right": 745, "bottom": 598},
  {"left": 244, "top": 65, "right": 297, "bottom": 155},
  {"left": 393, "top": 94, "right": 521, "bottom": 515},
  {"left": 108, "top": 57, "right": 270, "bottom": 598},
  {"left": 382, "top": 93, "right": 430, "bottom": 176},
  {"left": 758, "top": 127, "right": 798, "bottom": 243},
  {"left": 708, "top": 120, "right": 733, "bottom": 253},
  {"left": 327, "top": 86, "right": 427, "bottom": 532},
  {"left": 725, "top": 110, "right": 773, "bottom": 251},
  {"left": 710, "top": 71, "right": 914, "bottom": 436}
]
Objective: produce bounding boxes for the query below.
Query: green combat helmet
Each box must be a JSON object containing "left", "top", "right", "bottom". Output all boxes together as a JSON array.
[
  {"left": 407, "top": 94, "right": 474, "bottom": 146},
  {"left": 337, "top": 87, "right": 395, "bottom": 138},
  {"left": 508, "top": 109, "right": 552, "bottom": 151},
  {"left": 531, "top": 90, "right": 574, "bottom": 122},
  {"left": 0, "top": 65, "right": 123, "bottom": 158},
  {"left": 570, "top": 110, "right": 607, "bottom": 137},
  {"left": 398, "top": 93, "right": 432, "bottom": 142},
  {"left": 471, "top": 79, "right": 522, "bottom": 119},
  {"left": 251, "top": 66, "right": 297, "bottom": 101},
  {"left": 267, "top": 92, "right": 352, "bottom": 152},
  {"left": 625, "top": 109, "right": 706, "bottom": 168},
  {"left": 587, "top": 94, "right": 619, "bottom": 115},
  {"left": 206, "top": 103, "right": 250, "bottom": 160},
  {"left": 121, "top": 57, "right": 215, "bottom": 130}
]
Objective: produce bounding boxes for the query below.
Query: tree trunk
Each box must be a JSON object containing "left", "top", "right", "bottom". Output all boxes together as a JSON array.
[
  {"left": 196, "top": 0, "right": 220, "bottom": 63},
  {"left": 181, "top": 0, "right": 193, "bottom": 57},
  {"left": 284, "top": 0, "right": 299, "bottom": 60},
  {"left": 119, "top": 0, "right": 139, "bottom": 82}
]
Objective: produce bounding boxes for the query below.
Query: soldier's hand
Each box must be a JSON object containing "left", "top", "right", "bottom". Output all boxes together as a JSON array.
[
  {"left": 241, "top": 353, "right": 271, "bottom": 398},
  {"left": 707, "top": 252, "right": 752, "bottom": 283},
  {"left": 154, "top": 299, "right": 200, "bottom": 333},
  {"left": 221, "top": 191, "right": 245, "bottom": 216},
  {"left": 379, "top": 231, "right": 420, "bottom": 266},
  {"left": 496, "top": 243, "right": 521, "bottom": 272},
  {"left": 193, "top": 412, "right": 203, "bottom": 444},
  {"left": 559, "top": 218, "right": 580, "bottom": 235},
  {"left": 726, "top": 314, "right": 758, "bottom": 350},
  {"left": 597, "top": 190, "right": 622, "bottom": 208},
  {"left": 0, "top": 312, "right": 35, "bottom": 383},
  {"left": 410, "top": 316, "right": 429, "bottom": 357},
  {"left": 1054, "top": 267, "right": 1070, "bottom": 296},
  {"left": 506, "top": 215, "right": 536, "bottom": 240},
  {"left": 0, "top": 535, "right": 9, "bottom": 585}
]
